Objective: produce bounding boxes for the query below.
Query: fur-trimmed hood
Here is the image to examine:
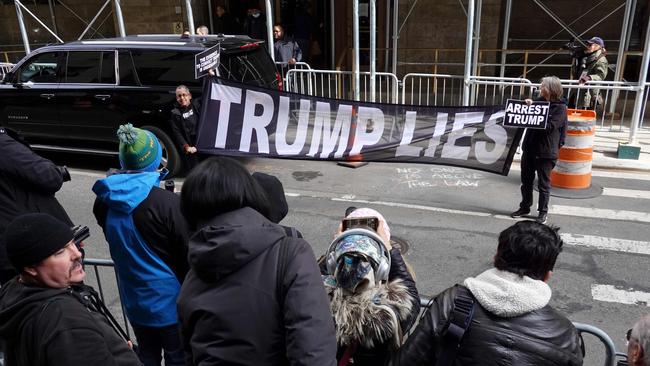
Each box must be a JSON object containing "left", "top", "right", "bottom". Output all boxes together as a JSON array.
[{"left": 326, "top": 278, "right": 415, "bottom": 349}]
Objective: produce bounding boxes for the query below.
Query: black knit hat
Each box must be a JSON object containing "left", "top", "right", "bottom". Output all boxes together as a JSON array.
[
  {"left": 4, "top": 213, "right": 73, "bottom": 270},
  {"left": 253, "top": 172, "right": 289, "bottom": 223}
]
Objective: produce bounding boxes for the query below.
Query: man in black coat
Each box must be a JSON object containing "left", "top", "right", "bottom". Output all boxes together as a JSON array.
[
  {"left": 511, "top": 76, "right": 568, "bottom": 224},
  {"left": 0, "top": 213, "right": 141, "bottom": 366},
  {"left": 0, "top": 128, "right": 72, "bottom": 285},
  {"left": 390, "top": 220, "right": 583, "bottom": 366}
]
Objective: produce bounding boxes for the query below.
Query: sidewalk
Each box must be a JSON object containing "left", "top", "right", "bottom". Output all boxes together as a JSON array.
[{"left": 514, "top": 125, "right": 650, "bottom": 172}]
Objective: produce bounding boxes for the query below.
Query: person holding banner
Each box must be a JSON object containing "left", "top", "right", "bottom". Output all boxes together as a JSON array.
[
  {"left": 511, "top": 76, "right": 568, "bottom": 224},
  {"left": 171, "top": 85, "right": 200, "bottom": 171}
]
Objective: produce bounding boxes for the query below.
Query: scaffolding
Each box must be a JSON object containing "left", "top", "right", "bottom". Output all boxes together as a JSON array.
[{"left": 7, "top": 0, "right": 650, "bottom": 143}]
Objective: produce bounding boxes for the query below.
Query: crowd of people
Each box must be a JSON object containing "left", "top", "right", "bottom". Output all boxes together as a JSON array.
[{"left": 0, "top": 122, "right": 647, "bottom": 366}]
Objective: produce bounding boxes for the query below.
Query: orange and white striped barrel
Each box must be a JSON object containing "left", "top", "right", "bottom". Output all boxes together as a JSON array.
[{"left": 550, "top": 109, "right": 596, "bottom": 189}]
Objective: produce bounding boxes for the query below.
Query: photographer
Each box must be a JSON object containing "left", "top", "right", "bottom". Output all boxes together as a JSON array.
[
  {"left": 320, "top": 208, "right": 419, "bottom": 366},
  {"left": 0, "top": 128, "right": 73, "bottom": 285},
  {"left": 568, "top": 36, "right": 609, "bottom": 109}
]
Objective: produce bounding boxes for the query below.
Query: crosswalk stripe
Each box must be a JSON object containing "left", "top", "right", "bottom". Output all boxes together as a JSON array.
[
  {"left": 603, "top": 187, "right": 650, "bottom": 199},
  {"left": 550, "top": 205, "right": 650, "bottom": 223},
  {"left": 591, "top": 284, "right": 650, "bottom": 307},
  {"left": 561, "top": 233, "right": 650, "bottom": 255},
  {"left": 510, "top": 164, "right": 650, "bottom": 181}
]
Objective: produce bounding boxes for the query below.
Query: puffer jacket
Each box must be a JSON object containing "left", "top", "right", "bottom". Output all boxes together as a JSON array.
[
  {"left": 390, "top": 268, "right": 583, "bottom": 366},
  {"left": 177, "top": 207, "right": 337, "bottom": 366},
  {"left": 522, "top": 99, "right": 568, "bottom": 160}
]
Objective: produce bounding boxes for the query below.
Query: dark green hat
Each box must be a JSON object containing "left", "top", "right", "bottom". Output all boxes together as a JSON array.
[{"left": 117, "top": 124, "right": 162, "bottom": 171}]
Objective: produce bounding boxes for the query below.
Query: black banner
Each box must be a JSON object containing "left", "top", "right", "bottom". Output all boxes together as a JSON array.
[{"left": 196, "top": 78, "right": 523, "bottom": 175}]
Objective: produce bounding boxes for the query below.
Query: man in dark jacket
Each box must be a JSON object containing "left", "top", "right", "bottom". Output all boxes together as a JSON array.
[
  {"left": 0, "top": 213, "right": 141, "bottom": 366},
  {"left": 273, "top": 24, "right": 302, "bottom": 65},
  {"left": 93, "top": 124, "right": 189, "bottom": 366},
  {"left": 390, "top": 220, "right": 583, "bottom": 366},
  {"left": 511, "top": 76, "right": 568, "bottom": 224},
  {"left": 0, "top": 128, "right": 72, "bottom": 285}
]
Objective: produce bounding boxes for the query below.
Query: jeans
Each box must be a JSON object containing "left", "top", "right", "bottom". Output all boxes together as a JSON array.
[
  {"left": 132, "top": 323, "right": 184, "bottom": 366},
  {"left": 520, "top": 152, "right": 556, "bottom": 214}
]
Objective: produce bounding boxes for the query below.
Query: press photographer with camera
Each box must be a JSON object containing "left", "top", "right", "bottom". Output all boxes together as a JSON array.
[
  {"left": 566, "top": 36, "right": 609, "bottom": 109},
  {"left": 0, "top": 128, "right": 73, "bottom": 286},
  {"left": 320, "top": 207, "right": 419, "bottom": 366}
]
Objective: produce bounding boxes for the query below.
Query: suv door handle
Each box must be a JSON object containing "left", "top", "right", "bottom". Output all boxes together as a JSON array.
[
  {"left": 94, "top": 94, "right": 111, "bottom": 101},
  {"left": 40, "top": 93, "right": 55, "bottom": 100}
]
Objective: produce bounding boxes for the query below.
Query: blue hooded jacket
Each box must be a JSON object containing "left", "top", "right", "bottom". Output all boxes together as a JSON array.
[{"left": 92, "top": 170, "right": 180, "bottom": 327}]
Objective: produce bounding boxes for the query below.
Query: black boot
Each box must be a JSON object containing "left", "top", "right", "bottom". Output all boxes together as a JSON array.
[{"left": 510, "top": 208, "right": 530, "bottom": 218}]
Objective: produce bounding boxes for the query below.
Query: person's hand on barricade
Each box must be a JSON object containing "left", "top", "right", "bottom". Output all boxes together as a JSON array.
[
  {"left": 288, "top": 57, "right": 297, "bottom": 65},
  {"left": 579, "top": 74, "right": 591, "bottom": 85}
]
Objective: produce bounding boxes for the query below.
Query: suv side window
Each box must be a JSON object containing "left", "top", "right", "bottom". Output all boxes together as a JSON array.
[
  {"left": 65, "top": 51, "right": 115, "bottom": 84},
  {"left": 118, "top": 50, "right": 138, "bottom": 86},
  {"left": 131, "top": 50, "right": 199, "bottom": 87},
  {"left": 19, "top": 52, "right": 61, "bottom": 83},
  {"left": 219, "top": 47, "right": 276, "bottom": 86}
]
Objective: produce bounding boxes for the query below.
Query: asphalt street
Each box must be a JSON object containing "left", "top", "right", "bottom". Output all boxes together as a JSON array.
[{"left": 47, "top": 151, "right": 650, "bottom": 365}]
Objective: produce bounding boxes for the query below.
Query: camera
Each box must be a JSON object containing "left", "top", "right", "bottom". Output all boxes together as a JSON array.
[
  {"left": 562, "top": 40, "right": 586, "bottom": 59},
  {"left": 342, "top": 216, "right": 379, "bottom": 232}
]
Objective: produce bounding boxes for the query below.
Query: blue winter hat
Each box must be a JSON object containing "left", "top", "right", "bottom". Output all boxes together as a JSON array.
[
  {"left": 586, "top": 37, "right": 605, "bottom": 48},
  {"left": 117, "top": 124, "right": 162, "bottom": 172}
]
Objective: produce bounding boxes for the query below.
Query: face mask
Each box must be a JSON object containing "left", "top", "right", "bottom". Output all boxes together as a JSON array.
[
  {"left": 335, "top": 255, "right": 376, "bottom": 293},
  {"left": 252, "top": 12, "right": 261, "bottom": 18}
]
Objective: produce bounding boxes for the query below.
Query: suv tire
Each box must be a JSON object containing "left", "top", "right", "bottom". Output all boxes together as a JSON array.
[{"left": 141, "top": 125, "right": 181, "bottom": 177}]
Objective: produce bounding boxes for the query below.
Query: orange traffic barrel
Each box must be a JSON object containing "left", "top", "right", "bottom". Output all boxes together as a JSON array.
[{"left": 550, "top": 109, "right": 596, "bottom": 189}]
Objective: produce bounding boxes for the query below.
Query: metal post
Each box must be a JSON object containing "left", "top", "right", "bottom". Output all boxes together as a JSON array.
[
  {"left": 610, "top": 0, "right": 635, "bottom": 114},
  {"left": 47, "top": 0, "right": 58, "bottom": 35},
  {"left": 463, "top": 0, "right": 475, "bottom": 106},
  {"left": 265, "top": 0, "right": 274, "bottom": 60},
  {"left": 330, "top": 0, "right": 336, "bottom": 68},
  {"left": 470, "top": 0, "right": 482, "bottom": 103},
  {"left": 114, "top": 0, "right": 126, "bottom": 37},
  {"left": 353, "top": 0, "right": 360, "bottom": 101},
  {"left": 370, "top": 0, "right": 376, "bottom": 102},
  {"left": 15, "top": 0, "right": 31, "bottom": 54},
  {"left": 15, "top": 0, "right": 63, "bottom": 43},
  {"left": 79, "top": 0, "right": 112, "bottom": 40},
  {"left": 628, "top": 15, "right": 650, "bottom": 144},
  {"left": 391, "top": 0, "right": 398, "bottom": 75},
  {"left": 624, "top": 0, "right": 637, "bottom": 51},
  {"left": 499, "top": 0, "right": 512, "bottom": 79},
  {"left": 384, "top": 0, "right": 390, "bottom": 72},
  {"left": 207, "top": 0, "right": 214, "bottom": 33},
  {"left": 185, "top": 0, "right": 195, "bottom": 35}
]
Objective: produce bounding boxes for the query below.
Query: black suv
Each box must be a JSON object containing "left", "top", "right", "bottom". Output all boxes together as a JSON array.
[{"left": 0, "top": 35, "right": 280, "bottom": 175}]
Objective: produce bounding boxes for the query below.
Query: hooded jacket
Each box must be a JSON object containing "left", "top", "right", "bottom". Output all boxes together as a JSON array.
[
  {"left": 93, "top": 170, "right": 189, "bottom": 327},
  {"left": 390, "top": 268, "right": 583, "bottom": 366},
  {"left": 522, "top": 99, "right": 568, "bottom": 160},
  {"left": 177, "top": 207, "right": 337, "bottom": 366},
  {"left": 0, "top": 279, "right": 141, "bottom": 366},
  {"left": 0, "top": 129, "right": 72, "bottom": 284}
]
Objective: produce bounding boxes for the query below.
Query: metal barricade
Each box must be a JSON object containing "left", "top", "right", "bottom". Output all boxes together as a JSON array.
[
  {"left": 401, "top": 73, "right": 465, "bottom": 106},
  {"left": 0, "top": 63, "right": 14, "bottom": 79},
  {"left": 285, "top": 68, "right": 399, "bottom": 104},
  {"left": 468, "top": 76, "right": 537, "bottom": 107},
  {"left": 275, "top": 61, "right": 311, "bottom": 89},
  {"left": 83, "top": 258, "right": 132, "bottom": 338}
]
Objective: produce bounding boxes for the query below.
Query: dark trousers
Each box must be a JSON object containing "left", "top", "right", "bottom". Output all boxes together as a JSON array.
[
  {"left": 519, "top": 152, "right": 556, "bottom": 214},
  {"left": 132, "top": 323, "right": 184, "bottom": 366}
]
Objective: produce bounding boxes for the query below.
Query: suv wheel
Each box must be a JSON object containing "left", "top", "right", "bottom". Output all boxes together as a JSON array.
[{"left": 141, "top": 125, "right": 181, "bottom": 177}]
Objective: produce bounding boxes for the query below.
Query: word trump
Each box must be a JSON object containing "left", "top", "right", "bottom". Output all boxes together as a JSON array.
[
  {"left": 504, "top": 99, "right": 550, "bottom": 129},
  {"left": 197, "top": 79, "right": 523, "bottom": 175}
]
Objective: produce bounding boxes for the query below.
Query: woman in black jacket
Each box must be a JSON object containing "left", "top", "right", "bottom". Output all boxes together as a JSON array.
[
  {"left": 177, "top": 156, "right": 337, "bottom": 366},
  {"left": 170, "top": 85, "right": 200, "bottom": 171},
  {"left": 321, "top": 208, "right": 419, "bottom": 366},
  {"left": 511, "top": 76, "right": 568, "bottom": 224}
]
